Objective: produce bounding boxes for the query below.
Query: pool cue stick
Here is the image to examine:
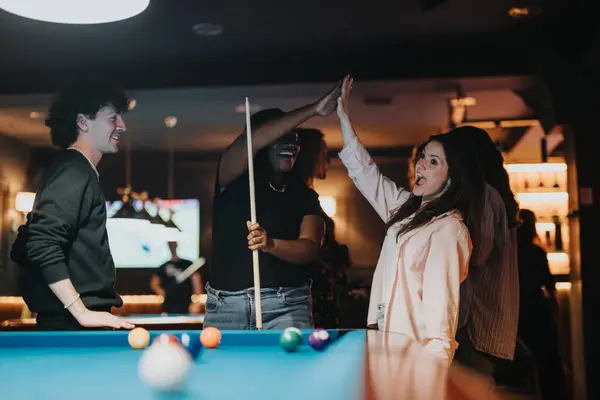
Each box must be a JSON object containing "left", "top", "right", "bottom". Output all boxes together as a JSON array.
[
  {"left": 174, "top": 257, "right": 206, "bottom": 283},
  {"left": 245, "top": 97, "right": 263, "bottom": 330}
]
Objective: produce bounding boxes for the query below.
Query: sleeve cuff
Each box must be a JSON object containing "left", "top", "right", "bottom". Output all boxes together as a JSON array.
[{"left": 41, "top": 262, "right": 70, "bottom": 284}]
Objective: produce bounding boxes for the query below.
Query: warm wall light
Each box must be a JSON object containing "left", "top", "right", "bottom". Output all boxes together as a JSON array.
[
  {"left": 15, "top": 192, "right": 35, "bottom": 213},
  {"left": 516, "top": 192, "right": 568, "bottom": 203},
  {"left": 319, "top": 196, "right": 336, "bottom": 217},
  {"left": 505, "top": 163, "right": 567, "bottom": 173},
  {"left": 536, "top": 222, "right": 555, "bottom": 232},
  {"left": 548, "top": 252, "right": 570, "bottom": 275}
]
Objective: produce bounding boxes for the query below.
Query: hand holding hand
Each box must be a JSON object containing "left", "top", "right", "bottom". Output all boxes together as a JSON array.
[
  {"left": 314, "top": 80, "right": 343, "bottom": 116},
  {"left": 247, "top": 221, "right": 275, "bottom": 252}
]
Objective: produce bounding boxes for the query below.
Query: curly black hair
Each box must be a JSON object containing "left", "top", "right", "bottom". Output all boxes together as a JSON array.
[{"left": 45, "top": 77, "right": 130, "bottom": 149}]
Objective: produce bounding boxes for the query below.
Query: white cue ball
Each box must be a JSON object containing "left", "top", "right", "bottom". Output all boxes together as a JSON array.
[{"left": 138, "top": 343, "right": 191, "bottom": 391}]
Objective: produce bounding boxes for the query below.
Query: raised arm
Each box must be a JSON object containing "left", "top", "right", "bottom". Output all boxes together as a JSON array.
[
  {"left": 336, "top": 75, "right": 410, "bottom": 221},
  {"left": 420, "top": 219, "right": 472, "bottom": 363},
  {"left": 218, "top": 82, "right": 342, "bottom": 187}
]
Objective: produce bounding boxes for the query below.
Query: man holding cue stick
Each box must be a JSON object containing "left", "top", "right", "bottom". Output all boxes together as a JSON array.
[{"left": 204, "top": 81, "right": 341, "bottom": 330}]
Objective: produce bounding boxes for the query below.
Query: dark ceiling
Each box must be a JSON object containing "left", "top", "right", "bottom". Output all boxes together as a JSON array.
[{"left": 0, "top": 0, "right": 595, "bottom": 94}]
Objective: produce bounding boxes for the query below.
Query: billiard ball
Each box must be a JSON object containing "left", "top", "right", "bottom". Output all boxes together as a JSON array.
[
  {"left": 153, "top": 333, "right": 180, "bottom": 346},
  {"left": 308, "top": 329, "right": 330, "bottom": 351},
  {"left": 285, "top": 327, "right": 302, "bottom": 342},
  {"left": 138, "top": 342, "right": 191, "bottom": 391},
  {"left": 279, "top": 328, "right": 302, "bottom": 352},
  {"left": 180, "top": 333, "right": 203, "bottom": 360},
  {"left": 128, "top": 327, "right": 150, "bottom": 349},
  {"left": 200, "top": 327, "right": 222, "bottom": 349}
]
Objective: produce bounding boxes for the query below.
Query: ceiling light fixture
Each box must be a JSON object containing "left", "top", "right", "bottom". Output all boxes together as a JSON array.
[
  {"left": 508, "top": 7, "right": 530, "bottom": 18},
  {"left": 0, "top": 0, "right": 150, "bottom": 24},
  {"left": 164, "top": 117, "right": 177, "bottom": 128},
  {"left": 192, "top": 23, "right": 223, "bottom": 37}
]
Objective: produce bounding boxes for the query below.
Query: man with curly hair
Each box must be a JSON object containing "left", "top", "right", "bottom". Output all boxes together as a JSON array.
[{"left": 11, "top": 77, "right": 134, "bottom": 331}]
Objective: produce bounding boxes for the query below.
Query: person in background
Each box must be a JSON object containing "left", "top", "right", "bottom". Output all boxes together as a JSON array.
[
  {"left": 443, "top": 126, "right": 520, "bottom": 379},
  {"left": 336, "top": 75, "right": 485, "bottom": 363},
  {"left": 150, "top": 241, "right": 203, "bottom": 314},
  {"left": 10, "top": 77, "right": 133, "bottom": 331},
  {"left": 295, "top": 128, "right": 352, "bottom": 328},
  {"left": 517, "top": 209, "right": 566, "bottom": 400}
]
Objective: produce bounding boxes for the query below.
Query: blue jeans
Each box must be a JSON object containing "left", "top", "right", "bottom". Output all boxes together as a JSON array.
[{"left": 203, "top": 282, "right": 314, "bottom": 330}]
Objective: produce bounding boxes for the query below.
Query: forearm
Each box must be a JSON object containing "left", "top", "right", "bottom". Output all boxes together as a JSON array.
[
  {"left": 150, "top": 276, "right": 166, "bottom": 296},
  {"left": 191, "top": 275, "right": 203, "bottom": 294},
  {"left": 219, "top": 103, "right": 318, "bottom": 186},
  {"left": 266, "top": 238, "right": 320, "bottom": 265},
  {"left": 338, "top": 131, "right": 409, "bottom": 222},
  {"left": 339, "top": 115, "right": 357, "bottom": 146},
  {"left": 151, "top": 284, "right": 166, "bottom": 297},
  {"left": 48, "top": 278, "right": 88, "bottom": 318}
]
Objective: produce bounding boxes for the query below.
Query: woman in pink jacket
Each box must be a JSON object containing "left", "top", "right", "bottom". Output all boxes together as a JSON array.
[{"left": 336, "top": 75, "right": 485, "bottom": 363}]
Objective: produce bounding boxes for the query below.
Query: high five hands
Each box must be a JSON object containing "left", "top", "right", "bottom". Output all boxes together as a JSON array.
[
  {"left": 337, "top": 74, "right": 353, "bottom": 121},
  {"left": 314, "top": 80, "right": 343, "bottom": 117}
]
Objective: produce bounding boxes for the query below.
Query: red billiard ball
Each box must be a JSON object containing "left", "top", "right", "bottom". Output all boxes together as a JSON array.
[{"left": 153, "top": 333, "right": 180, "bottom": 346}]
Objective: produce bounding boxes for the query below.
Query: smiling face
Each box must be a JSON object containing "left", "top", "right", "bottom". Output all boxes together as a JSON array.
[
  {"left": 78, "top": 106, "right": 127, "bottom": 154},
  {"left": 412, "top": 140, "right": 449, "bottom": 197},
  {"left": 268, "top": 132, "right": 299, "bottom": 173}
]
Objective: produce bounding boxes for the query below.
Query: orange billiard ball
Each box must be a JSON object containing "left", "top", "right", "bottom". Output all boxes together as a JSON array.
[
  {"left": 153, "top": 333, "right": 181, "bottom": 346},
  {"left": 200, "top": 327, "right": 222, "bottom": 348},
  {"left": 128, "top": 327, "right": 150, "bottom": 349}
]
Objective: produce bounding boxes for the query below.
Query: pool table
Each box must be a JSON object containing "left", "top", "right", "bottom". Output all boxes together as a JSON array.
[
  {"left": 1, "top": 313, "right": 205, "bottom": 331},
  {"left": 0, "top": 329, "right": 509, "bottom": 400}
]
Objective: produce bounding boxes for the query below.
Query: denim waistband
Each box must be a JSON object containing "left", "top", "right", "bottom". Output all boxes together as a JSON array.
[{"left": 206, "top": 281, "right": 311, "bottom": 298}]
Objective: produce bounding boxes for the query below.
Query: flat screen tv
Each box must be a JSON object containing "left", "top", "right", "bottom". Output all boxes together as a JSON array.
[{"left": 105, "top": 199, "right": 199, "bottom": 268}]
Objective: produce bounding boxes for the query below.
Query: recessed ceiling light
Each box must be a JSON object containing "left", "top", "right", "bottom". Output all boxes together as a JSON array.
[
  {"left": 164, "top": 117, "right": 177, "bottom": 128},
  {"left": 192, "top": 23, "right": 223, "bottom": 36},
  {"left": 0, "top": 0, "right": 150, "bottom": 24}
]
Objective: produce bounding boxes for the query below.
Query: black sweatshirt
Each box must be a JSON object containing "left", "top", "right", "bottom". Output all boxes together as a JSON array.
[{"left": 11, "top": 150, "right": 123, "bottom": 314}]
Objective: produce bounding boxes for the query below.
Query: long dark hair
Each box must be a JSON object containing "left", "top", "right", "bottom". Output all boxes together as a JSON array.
[
  {"left": 293, "top": 128, "right": 325, "bottom": 186},
  {"left": 443, "top": 126, "right": 520, "bottom": 228},
  {"left": 385, "top": 134, "right": 485, "bottom": 252}
]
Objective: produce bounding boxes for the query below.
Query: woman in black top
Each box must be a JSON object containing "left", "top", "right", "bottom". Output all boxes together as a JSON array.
[{"left": 204, "top": 82, "right": 341, "bottom": 330}]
